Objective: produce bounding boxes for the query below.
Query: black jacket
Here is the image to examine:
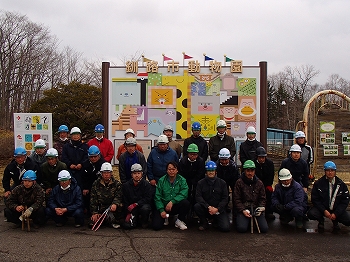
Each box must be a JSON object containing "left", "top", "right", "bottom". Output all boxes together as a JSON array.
[
  {"left": 208, "top": 134, "right": 236, "bottom": 162},
  {"left": 196, "top": 177, "right": 228, "bottom": 213},
  {"left": 254, "top": 158, "right": 275, "bottom": 187},
  {"left": 215, "top": 159, "right": 240, "bottom": 188},
  {"left": 81, "top": 156, "right": 105, "bottom": 190},
  {"left": 2, "top": 158, "right": 39, "bottom": 192},
  {"left": 311, "top": 175, "right": 350, "bottom": 218},
  {"left": 122, "top": 178, "right": 153, "bottom": 208},
  {"left": 183, "top": 136, "right": 208, "bottom": 161},
  {"left": 178, "top": 156, "right": 205, "bottom": 186},
  {"left": 280, "top": 157, "right": 309, "bottom": 188},
  {"left": 239, "top": 139, "right": 263, "bottom": 165}
]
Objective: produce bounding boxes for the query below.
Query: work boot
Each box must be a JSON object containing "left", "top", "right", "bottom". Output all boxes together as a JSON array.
[
  {"left": 279, "top": 216, "right": 290, "bottom": 225},
  {"left": 332, "top": 221, "right": 340, "bottom": 233},
  {"left": 295, "top": 218, "right": 303, "bottom": 229},
  {"left": 317, "top": 221, "right": 324, "bottom": 233}
]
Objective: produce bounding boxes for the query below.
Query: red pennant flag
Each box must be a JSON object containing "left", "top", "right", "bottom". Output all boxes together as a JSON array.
[
  {"left": 183, "top": 53, "right": 193, "bottom": 59},
  {"left": 163, "top": 55, "right": 173, "bottom": 61}
]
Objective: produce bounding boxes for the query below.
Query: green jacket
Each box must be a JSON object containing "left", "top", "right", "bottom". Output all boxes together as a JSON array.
[{"left": 154, "top": 174, "right": 188, "bottom": 213}]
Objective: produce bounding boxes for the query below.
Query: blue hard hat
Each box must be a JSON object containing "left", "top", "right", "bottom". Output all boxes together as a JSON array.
[
  {"left": 58, "top": 125, "right": 69, "bottom": 133},
  {"left": 192, "top": 122, "right": 201, "bottom": 130},
  {"left": 205, "top": 161, "right": 217, "bottom": 170},
  {"left": 22, "top": 170, "right": 36, "bottom": 181},
  {"left": 88, "top": 145, "right": 100, "bottom": 156},
  {"left": 95, "top": 124, "right": 104, "bottom": 133},
  {"left": 14, "top": 147, "right": 27, "bottom": 156},
  {"left": 324, "top": 161, "right": 336, "bottom": 170}
]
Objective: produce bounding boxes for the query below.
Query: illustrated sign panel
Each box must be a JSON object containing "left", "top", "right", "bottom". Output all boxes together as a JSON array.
[
  {"left": 108, "top": 66, "right": 261, "bottom": 144},
  {"left": 14, "top": 113, "right": 53, "bottom": 153}
]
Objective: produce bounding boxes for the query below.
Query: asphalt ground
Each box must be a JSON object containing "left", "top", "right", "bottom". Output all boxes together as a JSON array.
[{"left": 0, "top": 204, "right": 349, "bottom": 262}]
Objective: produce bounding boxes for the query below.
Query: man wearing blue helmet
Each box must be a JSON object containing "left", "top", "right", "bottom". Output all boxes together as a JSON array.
[
  {"left": 194, "top": 161, "right": 230, "bottom": 232},
  {"left": 81, "top": 145, "right": 106, "bottom": 213},
  {"left": 183, "top": 122, "right": 209, "bottom": 161},
  {"left": 87, "top": 124, "right": 114, "bottom": 163},
  {"left": 54, "top": 124, "right": 69, "bottom": 160},
  {"left": 3, "top": 147, "right": 39, "bottom": 200},
  {"left": 307, "top": 161, "right": 350, "bottom": 233},
  {"left": 5, "top": 170, "right": 45, "bottom": 228}
]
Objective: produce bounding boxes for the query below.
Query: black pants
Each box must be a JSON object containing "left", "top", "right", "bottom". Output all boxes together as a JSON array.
[
  {"left": 307, "top": 207, "right": 350, "bottom": 226},
  {"left": 123, "top": 204, "right": 152, "bottom": 229},
  {"left": 152, "top": 199, "right": 190, "bottom": 230},
  {"left": 193, "top": 203, "right": 230, "bottom": 232},
  {"left": 5, "top": 206, "right": 46, "bottom": 225}
]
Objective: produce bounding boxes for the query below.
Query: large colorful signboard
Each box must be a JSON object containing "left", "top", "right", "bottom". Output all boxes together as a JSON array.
[
  {"left": 104, "top": 58, "right": 266, "bottom": 163},
  {"left": 14, "top": 113, "right": 53, "bottom": 153}
]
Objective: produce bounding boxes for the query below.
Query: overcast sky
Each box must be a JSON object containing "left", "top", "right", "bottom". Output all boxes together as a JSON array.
[{"left": 2, "top": 0, "right": 349, "bottom": 85}]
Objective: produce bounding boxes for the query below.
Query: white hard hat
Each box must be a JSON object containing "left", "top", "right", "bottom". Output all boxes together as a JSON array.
[
  {"left": 157, "top": 134, "right": 169, "bottom": 144},
  {"left": 46, "top": 148, "right": 58, "bottom": 157},
  {"left": 58, "top": 170, "right": 71, "bottom": 181},
  {"left": 290, "top": 144, "right": 302, "bottom": 152},
  {"left": 295, "top": 131, "right": 306, "bottom": 139},
  {"left": 217, "top": 120, "right": 227, "bottom": 128},
  {"left": 246, "top": 126, "right": 256, "bottom": 134},
  {"left": 70, "top": 127, "right": 81, "bottom": 134},
  {"left": 279, "top": 168, "right": 292, "bottom": 180},
  {"left": 100, "top": 162, "right": 113, "bottom": 172},
  {"left": 125, "top": 137, "right": 137, "bottom": 145},
  {"left": 219, "top": 148, "right": 231, "bottom": 159},
  {"left": 163, "top": 125, "right": 173, "bottom": 132},
  {"left": 124, "top": 128, "right": 135, "bottom": 136},
  {"left": 131, "top": 163, "right": 143, "bottom": 172},
  {"left": 34, "top": 139, "right": 46, "bottom": 148}
]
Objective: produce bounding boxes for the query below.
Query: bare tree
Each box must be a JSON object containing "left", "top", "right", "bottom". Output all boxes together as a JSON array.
[{"left": 0, "top": 11, "right": 59, "bottom": 129}]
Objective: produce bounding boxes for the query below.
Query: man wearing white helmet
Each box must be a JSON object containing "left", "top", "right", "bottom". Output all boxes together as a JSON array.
[
  {"left": 271, "top": 168, "right": 307, "bottom": 229},
  {"left": 119, "top": 137, "right": 147, "bottom": 184},
  {"left": 163, "top": 125, "right": 182, "bottom": 159},
  {"left": 29, "top": 139, "right": 47, "bottom": 169},
  {"left": 89, "top": 163, "right": 123, "bottom": 229},
  {"left": 146, "top": 135, "right": 178, "bottom": 186},
  {"left": 295, "top": 131, "right": 314, "bottom": 179},
  {"left": 215, "top": 148, "right": 240, "bottom": 212},
  {"left": 46, "top": 170, "right": 84, "bottom": 227},
  {"left": 41, "top": 148, "right": 67, "bottom": 196},
  {"left": 239, "top": 126, "right": 263, "bottom": 165},
  {"left": 209, "top": 120, "right": 236, "bottom": 162},
  {"left": 116, "top": 128, "right": 144, "bottom": 160},
  {"left": 61, "top": 127, "right": 89, "bottom": 189},
  {"left": 280, "top": 144, "right": 310, "bottom": 192},
  {"left": 87, "top": 124, "right": 114, "bottom": 163},
  {"left": 122, "top": 163, "right": 153, "bottom": 229}
]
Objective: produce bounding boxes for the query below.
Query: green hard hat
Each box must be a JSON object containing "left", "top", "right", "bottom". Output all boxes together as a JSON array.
[
  {"left": 187, "top": 143, "right": 199, "bottom": 153},
  {"left": 243, "top": 160, "right": 256, "bottom": 169}
]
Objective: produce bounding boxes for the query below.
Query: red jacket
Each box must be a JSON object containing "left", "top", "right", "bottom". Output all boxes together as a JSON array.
[{"left": 87, "top": 137, "right": 114, "bottom": 162}]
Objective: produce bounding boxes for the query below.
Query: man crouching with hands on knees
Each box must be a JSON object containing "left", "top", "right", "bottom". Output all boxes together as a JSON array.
[
  {"left": 194, "top": 161, "right": 230, "bottom": 232},
  {"left": 233, "top": 160, "right": 268, "bottom": 233}
]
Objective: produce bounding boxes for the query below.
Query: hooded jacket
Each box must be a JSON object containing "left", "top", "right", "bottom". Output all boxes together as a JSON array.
[
  {"left": 272, "top": 180, "right": 307, "bottom": 211},
  {"left": 47, "top": 177, "right": 83, "bottom": 213}
]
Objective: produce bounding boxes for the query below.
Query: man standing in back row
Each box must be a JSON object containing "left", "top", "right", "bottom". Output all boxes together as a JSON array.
[{"left": 209, "top": 120, "right": 236, "bottom": 162}]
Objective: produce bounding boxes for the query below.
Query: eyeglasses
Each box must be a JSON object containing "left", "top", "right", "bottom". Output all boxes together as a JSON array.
[{"left": 167, "top": 168, "right": 177, "bottom": 171}]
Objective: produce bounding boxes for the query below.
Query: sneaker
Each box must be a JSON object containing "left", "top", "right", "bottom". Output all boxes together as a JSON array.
[
  {"left": 175, "top": 219, "right": 187, "bottom": 230},
  {"left": 112, "top": 223, "right": 121, "bottom": 229}
]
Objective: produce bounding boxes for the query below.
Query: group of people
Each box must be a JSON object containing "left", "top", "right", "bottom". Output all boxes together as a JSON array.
[{"left": 3, "top": 121, "right": 350, "bottom": 233}]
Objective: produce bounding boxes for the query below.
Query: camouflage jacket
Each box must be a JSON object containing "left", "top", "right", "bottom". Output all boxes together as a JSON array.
[
  {"left": 90, "top": 176, "right": 122, "bottom": 214},
  {"left": 6, "top": 183, "right": 45, "bottom": 212}
]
